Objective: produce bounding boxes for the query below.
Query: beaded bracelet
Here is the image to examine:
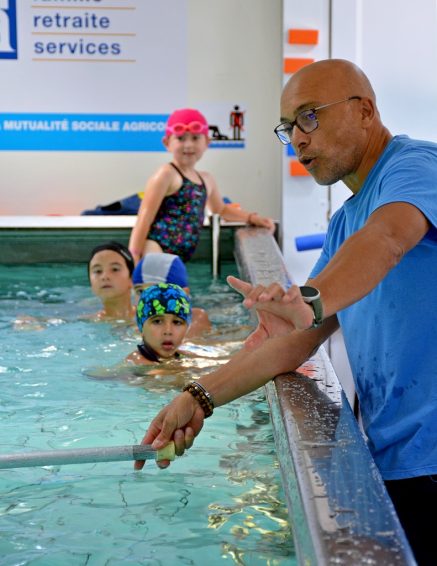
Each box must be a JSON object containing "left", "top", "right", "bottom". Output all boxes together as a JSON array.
[{"left": 182, "top": 381, "right": 214, "bottom": 418}]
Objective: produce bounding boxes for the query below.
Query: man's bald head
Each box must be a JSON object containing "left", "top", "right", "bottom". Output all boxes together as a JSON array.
[{"left": 282, "top": 59, "right": 376, "bottom": 112}]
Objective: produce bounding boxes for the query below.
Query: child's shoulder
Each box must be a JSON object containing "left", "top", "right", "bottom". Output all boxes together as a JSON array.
[
  {"left": 125, "top": 349, "right": 155, "bottom": 366},
  {"left": 197, "top": 169, "right": 216, "bottom": 187},
  {"left": 148, "top": 163, "right": 181, "bottom": 193},
  {"left": 154, "top": 162, "right": 180, "bottom": 180}
]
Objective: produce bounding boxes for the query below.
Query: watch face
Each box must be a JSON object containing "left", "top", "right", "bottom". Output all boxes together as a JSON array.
[{"left": 300, "top": 286, "right": 320, "bottom": 300}]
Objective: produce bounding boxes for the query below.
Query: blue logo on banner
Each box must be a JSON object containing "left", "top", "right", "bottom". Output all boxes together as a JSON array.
[
  {"left": 0, "top": 112, "right": 243, "bottom": 152},
  {"left": 0, "top": 0, "right": 18, "bottom": 60},
  {"left": 0, "top": 113, "right": 169, "bottom": 152}
]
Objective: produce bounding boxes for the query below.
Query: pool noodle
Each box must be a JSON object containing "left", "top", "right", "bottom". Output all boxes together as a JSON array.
[
  {"left": 295, "top": 233, "right": 326, "bottom": 251},
  {"left": 0, "top": 442, "right": 175, "bottom": 469}
]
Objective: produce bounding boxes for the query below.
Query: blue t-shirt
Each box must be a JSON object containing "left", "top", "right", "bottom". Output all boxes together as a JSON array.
[{"left": 310, "top": 135, "right": 437, "bottom": 480}]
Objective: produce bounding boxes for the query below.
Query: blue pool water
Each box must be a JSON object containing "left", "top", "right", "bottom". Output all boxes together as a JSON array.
[{"left": 0, "top": 262, "right": 295, "bottom": 565}]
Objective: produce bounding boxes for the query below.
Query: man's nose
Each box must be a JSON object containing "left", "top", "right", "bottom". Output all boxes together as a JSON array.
[{"left": 291, "top": 126, "right": 310, "bottom": 150}]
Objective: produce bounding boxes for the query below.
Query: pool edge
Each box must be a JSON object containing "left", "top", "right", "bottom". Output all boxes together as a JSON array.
[{"left": 234, "top": 227, "right": 416, "bottom": 566}]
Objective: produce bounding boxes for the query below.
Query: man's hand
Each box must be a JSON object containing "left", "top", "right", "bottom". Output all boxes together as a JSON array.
[
  {"left": 227, "top": 276, "right": 315, "bottom": 341},
  {"left": 134, "top": 393, "right": 205, "bottom": 470}
]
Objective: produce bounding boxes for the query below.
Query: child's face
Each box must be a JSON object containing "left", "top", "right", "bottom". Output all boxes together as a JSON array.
[
  {"left": 164, "top": 132, "right": 209, "bottom": 166},
  {"left": 142, "top": 314, "right": 188, "bottom": 358},
  {"left": 89, "top": 250, "right": 132, "bottom": 301}
]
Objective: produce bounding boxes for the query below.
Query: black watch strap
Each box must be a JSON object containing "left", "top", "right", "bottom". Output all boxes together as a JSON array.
[{"left": 299, "top": 286, "right": 323, "bottom": 328}]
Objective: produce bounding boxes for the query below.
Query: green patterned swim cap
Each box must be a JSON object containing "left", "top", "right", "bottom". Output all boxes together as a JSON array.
[{"left": 136, "top": 283, "right": 192, "bottom": 330}]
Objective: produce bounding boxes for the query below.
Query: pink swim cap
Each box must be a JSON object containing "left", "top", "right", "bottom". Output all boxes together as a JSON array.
[{"left": 165, "top": 108, "right": 209, "bottom": 136}]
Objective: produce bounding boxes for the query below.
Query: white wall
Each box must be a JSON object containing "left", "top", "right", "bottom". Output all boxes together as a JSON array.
[
  {"left": 281, "top": 0, "right": 332, "bottom": 286},
  {"left": 281, "top": 0, "right": 437, "bottom": 405},
  {"left": 329, "top": 0, "right": 437, "bottom": 214},
  {"left": 282, "top": 0, "right": 437, "bottom": 284},
  {"left": 186, "top": 0, "right": 282, "bottom": 222},
  {"left": 0, "top": 0, "right": 282, "bottom": 218}
]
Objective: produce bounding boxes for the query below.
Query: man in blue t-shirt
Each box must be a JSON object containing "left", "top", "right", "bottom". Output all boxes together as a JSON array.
[{"left": 137, "top": 59, "right": 436, "bottom": 565}]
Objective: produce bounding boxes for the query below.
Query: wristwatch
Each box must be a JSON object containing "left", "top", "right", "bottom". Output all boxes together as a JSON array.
[{"left": 299, "top": 286, "right": 323, "bottom": 328}]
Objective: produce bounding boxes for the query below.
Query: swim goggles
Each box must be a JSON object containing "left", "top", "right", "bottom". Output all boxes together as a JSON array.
[{"left": 166, "top": 121, "right": 209, "bottom": 136}]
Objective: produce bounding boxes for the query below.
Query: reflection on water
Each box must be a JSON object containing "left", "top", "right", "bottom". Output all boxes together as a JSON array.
[{"left": 0, "top": 262, "right": 295, "bottom": 565}]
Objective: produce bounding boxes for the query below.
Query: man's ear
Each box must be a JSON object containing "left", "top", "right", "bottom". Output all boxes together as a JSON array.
[{"left": 360, "top": 97, "right": 376, "bottom": 128}]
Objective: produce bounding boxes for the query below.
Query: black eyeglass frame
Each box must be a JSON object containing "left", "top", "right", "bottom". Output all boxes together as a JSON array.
[{"left": 274, "top": 96, "right": 362, "bottom": 145}]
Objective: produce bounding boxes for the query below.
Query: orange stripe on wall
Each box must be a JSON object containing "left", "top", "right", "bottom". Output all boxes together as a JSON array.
[
  {"left": 289, "top": 160, "right": 311, "bottom": 177},
  {"left": 288, "top": 29, "right": 319, "bottom": 45},
  {"left": 283, "top": 58, "right": 314, "bottom": 74}
]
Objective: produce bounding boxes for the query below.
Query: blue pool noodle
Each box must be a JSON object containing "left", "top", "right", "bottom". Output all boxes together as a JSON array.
[{"left": 295, "top": 233, "right": 326, "bottom": 251}]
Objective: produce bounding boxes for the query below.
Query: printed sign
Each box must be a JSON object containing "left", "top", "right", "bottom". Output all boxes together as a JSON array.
[
  {"left": 0, "top": 0, "right": 188, "bottom": 151},
  {"left": 0, "top": 112, "right": 168, "bottom": 151}
]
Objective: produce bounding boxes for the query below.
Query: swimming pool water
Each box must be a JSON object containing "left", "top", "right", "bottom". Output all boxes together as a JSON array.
[{"left": 0, "top": 262, "right": 295, "bottom": 565}]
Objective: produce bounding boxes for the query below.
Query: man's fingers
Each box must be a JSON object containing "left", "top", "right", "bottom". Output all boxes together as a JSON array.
[
  {"left": 151, "top": 415, "right": 178, "bottom": 450},
  {"left": 184, "top": 426, "right": 195, "bottom": 450},
  {"left": 258, "top": 282, "right": 288, "bottom": 302},
  {"left": 230, "top": 276, "right": 299, "bottom": 307},
  {"left": 141, "top": 424, "right": 162, "bottom": 447},
  {"left": 282, "top": 284, "right": 303, "bottom": 303},
  {"left": 133, "top": 417, "right": 165, "bottom": 470},
  {"left": 229, "top": 276, "right": 268, "bottom": 308},
  {"left": 173, "top": 428, "right": 186, "bottom": 456},
  {"left": 226, "top": 275, "right": 253, "bottom": 297},
  {"left": 227, "top": 277, "right": 291, "bottom": 309},
  {"left": 241, "top": 284, "right": 271, "bottom": 307}
]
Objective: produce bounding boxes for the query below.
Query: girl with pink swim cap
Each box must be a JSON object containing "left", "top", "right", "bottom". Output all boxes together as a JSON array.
[{"left": 128, "top": 108, "right": 274, "bottom": 264}]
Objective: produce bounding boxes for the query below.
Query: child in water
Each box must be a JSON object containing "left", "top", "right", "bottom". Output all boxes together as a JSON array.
[
  {"left": 15, "top": 241, "right": 136, "bottom": 330},
  {"left": 86, "top": 281, "right": 236, "bottom": 387},
  {"left": 132, "top": 252, "right": 211, "bottom": 337},
  {"left": 126, "top": 283, "right": 192, "bottom": 365},
  {"left": 87, "top": 241, "right": 136, "bottom": 322},
  {"left": 128, "top": 108, "right": 275, "bottom": 264}
]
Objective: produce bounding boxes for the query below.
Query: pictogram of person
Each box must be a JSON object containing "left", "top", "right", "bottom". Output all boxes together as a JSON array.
[{"left": 230, "top": 105, "right": 244, "bottom": 140}]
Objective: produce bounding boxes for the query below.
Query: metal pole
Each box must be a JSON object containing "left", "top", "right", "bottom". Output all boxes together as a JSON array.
[
  {"left": 0, "top": 442, "right": 175, "bottom": 469},
  {"left": 211, "top": 213, "right": 221, "bottom": 278}
]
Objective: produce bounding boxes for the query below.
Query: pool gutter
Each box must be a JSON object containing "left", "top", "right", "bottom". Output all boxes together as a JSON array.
[
  {"left": 234, "top": 227, "right": 416, "bottom": 566},
  {"left": 0, "top": 215, "right": 246, "bottom": 264}
]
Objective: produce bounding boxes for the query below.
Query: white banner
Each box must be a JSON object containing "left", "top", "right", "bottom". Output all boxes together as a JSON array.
[{"left": 0, "top": 0, "right": 188, "bottom": 150}]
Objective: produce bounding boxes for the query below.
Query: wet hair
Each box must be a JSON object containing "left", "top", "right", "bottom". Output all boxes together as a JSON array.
[{"left": 88, "top": 241, "right": 135, "bottom": 277}]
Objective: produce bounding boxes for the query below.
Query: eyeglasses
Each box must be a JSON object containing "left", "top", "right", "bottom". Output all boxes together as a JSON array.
[
  {"left": 274, "top": 96, "right": 362, "bottom": 145},
  {"left": 166, "top": 121, "right": 209, "bottom": 137}
]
